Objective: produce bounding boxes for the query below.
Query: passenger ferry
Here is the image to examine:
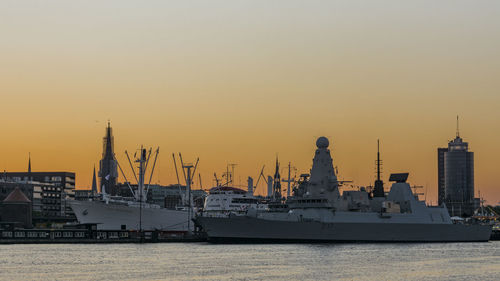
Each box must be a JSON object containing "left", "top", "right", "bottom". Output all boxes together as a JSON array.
[{"left": 202, "top": 186, "right": 267, "bottom": 216}]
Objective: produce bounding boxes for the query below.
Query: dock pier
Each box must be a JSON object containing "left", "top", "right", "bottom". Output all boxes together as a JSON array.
[{"left": 0, "top": 224, "right": 206, "bottom": 244}]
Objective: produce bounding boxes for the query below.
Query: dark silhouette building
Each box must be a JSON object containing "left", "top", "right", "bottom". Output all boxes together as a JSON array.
[
  {"left": 1, "top": 187, "right": 33, "bottom": 228},
  {"left": 98, "top": 122, "right": 118, "bottom": 195},
  {"left": 437, "top": 148, "right": 448, "bottom": 206},
  {"left": 1, "top": 172, "right": 75, "bottom": 218},
  {"left": 437, "top": 120, "right": 477, "bottom": 217}
]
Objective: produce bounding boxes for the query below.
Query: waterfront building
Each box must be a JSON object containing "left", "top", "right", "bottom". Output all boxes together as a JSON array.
[
  {"left": 437, "top": 147, "right": 448, "bottom": 206},
  {"left": 0, "top": 187, "right": 32, "bottom": 228},
  {"left": 98, "top": 122, "right": 119, "bottom": 195},
  {"left": 1, "top": 172, "right": 75, "bottom": 218},
  {"left": 437, "top": 120, "right": 478, "bottom": 217},
  {"left": 1, "top": 180, "right": 38, "bottom": 216}
]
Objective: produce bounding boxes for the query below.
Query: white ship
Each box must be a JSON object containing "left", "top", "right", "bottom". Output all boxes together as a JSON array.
[
  {"left": 202, "top": 185, "right": 267, "bottom": 216},
  {"left": 70, "top": 147, "right": 195, "bottom": 231},
  {"left": 69, "top": 197, "right": 191, "bottom": 231}
]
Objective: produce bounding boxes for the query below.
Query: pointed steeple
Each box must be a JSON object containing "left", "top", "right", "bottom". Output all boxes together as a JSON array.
[
  {"left": 272, "top": 156, "right": 281, "bottom": 199},
  {"left": 91, "top": 165, "right": 98, "bottom": 195},
  {"left": 99, "top": 121, "right": 118, "bottom": 195},
  {"left": 456, "top": 115, "right": 460, "bottom": 138},
  {"left": 103, "top": 120, "right": 114, "bottom": 158},
  {"left": 28, "top": 153, "right": 31, "bottom": 174}
]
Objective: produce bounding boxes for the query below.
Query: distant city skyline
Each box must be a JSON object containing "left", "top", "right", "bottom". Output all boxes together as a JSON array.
[
  {"left": 3, "top": 119, "right": 498, "bottom": 205},
  {"left": 1, "top": 1, "right": 499, "bottom": 204}
]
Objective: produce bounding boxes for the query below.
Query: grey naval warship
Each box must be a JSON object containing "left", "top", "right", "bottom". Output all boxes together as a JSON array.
[{"left": 194, "top": 137, "right": 492, "bottom": 242}]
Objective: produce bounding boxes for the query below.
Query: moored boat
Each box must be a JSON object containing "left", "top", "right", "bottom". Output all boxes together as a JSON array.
[{"left": 195, "top": 137, "right": 492, "bottom": 242}]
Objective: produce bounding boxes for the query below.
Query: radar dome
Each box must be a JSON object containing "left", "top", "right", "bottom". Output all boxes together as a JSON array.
[{"left": 316, "top": 137, "right": 330, "bottom": 148}]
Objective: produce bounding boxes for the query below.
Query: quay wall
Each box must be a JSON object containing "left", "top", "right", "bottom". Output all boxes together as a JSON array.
[{"left": 0, "top": 228, "right": 205, "bottom": 244}]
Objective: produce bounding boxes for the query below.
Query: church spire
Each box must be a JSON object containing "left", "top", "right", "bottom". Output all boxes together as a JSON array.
[
  {"left": 91, "top": 165, "right": 98, "bottom": 195},
  {"left": 99, "top": 121, "right": 118, "bottom": 195},
  {"left": 103, "top": 120, "right": 114, "bottom": 158},
  {"left": 28, "top": 152, "right": 31, "bottom": 174},
  {"left": 272, "top": 156, "right": 281, "bottom": 200}
]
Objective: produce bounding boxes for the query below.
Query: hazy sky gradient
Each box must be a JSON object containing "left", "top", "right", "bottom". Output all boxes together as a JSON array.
[{"left": 1, "top": 1, "right": 500, "bottom": 204}]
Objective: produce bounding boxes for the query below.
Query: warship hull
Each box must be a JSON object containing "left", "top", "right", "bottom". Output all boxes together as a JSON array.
[
  {"left": 195, "top": 216, "right": 492, "bottom": 242},
  {"left": 70, "top": 200, "right": 192, "bottom": 231}
]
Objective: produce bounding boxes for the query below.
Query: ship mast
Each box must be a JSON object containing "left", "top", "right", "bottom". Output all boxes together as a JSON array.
[
  {"left": 377, "top": 140, "right": 381, "bottom": 182},
  {"left": 373, "top": 139, "right": 385, "bottom": 197},
  {"left": 183, "top": 164, "right": 193, "bottom": 232},
  {"left": 282, "top": 162, "right": 295, "bottom": 198},
  {"left": 136, "top": 146, "right": 147, "bottom": 202},
  {"left": 134, "top": 146, "right": 147, "bottom": 234}
]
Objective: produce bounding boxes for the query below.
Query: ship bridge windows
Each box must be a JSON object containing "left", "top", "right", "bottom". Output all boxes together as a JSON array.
[
  {"left": 297, "top": 199, "right": 327, "bottom": 204},
  {"left": 231, "top": 198, "right": 258, "bottom": 204}
]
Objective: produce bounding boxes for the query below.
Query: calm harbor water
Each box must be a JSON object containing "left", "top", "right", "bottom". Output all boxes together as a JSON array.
[{"left": 1, "top": 242, "right": 500, "bottom": 281}]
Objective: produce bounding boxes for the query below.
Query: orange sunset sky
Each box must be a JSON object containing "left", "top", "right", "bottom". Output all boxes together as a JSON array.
[{"left": 1, "top": 1, "right": 499, "bottom": 204}]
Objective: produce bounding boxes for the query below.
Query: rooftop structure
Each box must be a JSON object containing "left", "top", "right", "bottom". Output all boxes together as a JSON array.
[
  {"left": 98, "top": 121, "right": 118, "bottom": 195},
  {"left": 1, "top": 171, "right": 75, "bottom": 219},
  {"left": 3, "top": 186, "right": 31, "bottom": 203},
  {"left": 1, "top": 187, "right": 33, "bottom": 228}
]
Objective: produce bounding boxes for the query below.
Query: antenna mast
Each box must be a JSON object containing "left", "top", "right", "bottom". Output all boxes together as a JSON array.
[
  {"left": 377, "top": 140, "right": 381, "bottom": 182},
  {"left": 282, "top": 162, "right": 295, "bottom": 198},
  {"left": 133, "top": 146, "right": 148, "bottom": 236},
  {"left": 373, "top": 139, "right": 385, "bottom": 197}
]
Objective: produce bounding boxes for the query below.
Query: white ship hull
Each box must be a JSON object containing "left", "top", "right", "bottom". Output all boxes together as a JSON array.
[{"left": 69, "top": 200, "right": 193, "bottom": 231}]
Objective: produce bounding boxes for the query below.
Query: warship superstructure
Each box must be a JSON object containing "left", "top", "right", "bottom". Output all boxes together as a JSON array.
[{"left": 195, "top": 137, "right": 492, "bottom": 242}]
